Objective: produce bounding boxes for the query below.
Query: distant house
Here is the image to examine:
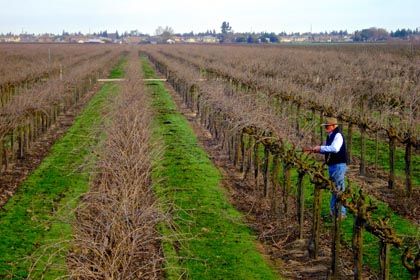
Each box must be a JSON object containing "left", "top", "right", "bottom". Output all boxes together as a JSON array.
[
  {"left": 37, "top": 34, "right": 54, "bottom": 43},
  {"left": 0, "top": 36, "right": 21, "bottom": 42},
  {"left": 201, "top": 36, "right": 218, "bottom": 43},
  {"left": 65, "top": 35, "right": 89, "bottom": 43},
  {"left": 183, "top": 37, "right": 197, "bottom": 43},
  {"left": 124, "top": 36, "right": 149, "bottom": 44},
  {"left": 86, "top": 38, "right": 105, "bottom": 44},
  {"left": 107, "top": 33, "right": 118, "bottom": 42},
  {"left": 173, "top": 36, "right": 183, "bottom": 43},
  {"left": 279, "top": 37, "right": 292, "bottom": 43}
]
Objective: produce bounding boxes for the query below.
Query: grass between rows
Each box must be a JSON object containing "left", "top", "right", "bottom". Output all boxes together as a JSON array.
[
  {"left": 142, "top": 57, "right": 282, "bottom": 279},
  {"left": 0, "top": 62, "right": 124, "bottom": 279}
]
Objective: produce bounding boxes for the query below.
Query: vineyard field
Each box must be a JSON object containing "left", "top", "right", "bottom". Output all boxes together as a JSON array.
[{"left": 0, "top": 43, "right": 419, "bottom": 279}]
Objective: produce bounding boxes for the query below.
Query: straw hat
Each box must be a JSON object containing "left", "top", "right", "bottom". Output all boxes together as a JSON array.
[{"left": 320, "top": 117, "right": 338, "bottom": 126}]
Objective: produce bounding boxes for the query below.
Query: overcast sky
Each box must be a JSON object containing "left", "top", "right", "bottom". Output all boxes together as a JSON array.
[{"left": 1, "top": 0, "right": 419, "bottom": 35}]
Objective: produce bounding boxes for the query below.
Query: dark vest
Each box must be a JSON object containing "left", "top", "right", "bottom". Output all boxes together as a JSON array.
[{"left": 325, "top": 127, "right": 348, "bottom": 166}]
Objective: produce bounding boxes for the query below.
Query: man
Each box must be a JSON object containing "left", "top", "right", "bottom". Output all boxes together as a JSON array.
[{"left": 311, "top": 117, "right": 348, "bottom": 219}]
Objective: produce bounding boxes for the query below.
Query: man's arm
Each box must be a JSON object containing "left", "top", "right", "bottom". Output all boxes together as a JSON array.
[
  {"left": 312, "top": 133, "right": 343, "bottom": 154},
  {"left": 320, "top": 133, "right": 343, "bottom": 154}
]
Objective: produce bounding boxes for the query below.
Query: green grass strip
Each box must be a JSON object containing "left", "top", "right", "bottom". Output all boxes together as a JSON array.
[
  {"left": 0, "top": 64, "right": 124, "bottom": 278},
  {"left": 143, "top": 57, "right": 281, "bottom": 280}
]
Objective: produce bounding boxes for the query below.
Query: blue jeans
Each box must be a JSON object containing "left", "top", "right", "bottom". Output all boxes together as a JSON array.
[{"left": 328, "top": 163, "right": 347, "bottom": 216}]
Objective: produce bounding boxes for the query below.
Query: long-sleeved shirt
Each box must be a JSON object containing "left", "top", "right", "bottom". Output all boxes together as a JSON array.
[{"left": 320, "top": 132, "right": 343, "bottom": 154}]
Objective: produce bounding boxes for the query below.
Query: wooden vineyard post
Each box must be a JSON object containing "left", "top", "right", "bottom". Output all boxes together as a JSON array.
[
  {"left": 388, "top": 132, "right": 397, "bottom": 189},
  {"left": 201, "top": 105, "right": 207, "bottom": 127},
  {"left": 189, "top": 85, "right": 197, "bottom": 110},
  {"left": 308, "top": 184, "right": 322, "bottom": 259},
  {"left": 297, "top": 170, "right": 305, "bottom": 239},
  {"left": 347, "top": 122, "right": 353, "bottom": 164},
  {"left": 375, "top": 130, "right": 379, "bottom": 176},
  {"left": 195, "top": 91, "right": 200, "bottom": 115},
  {"left": 37, "top": 111, "right": 42, "bottom": 138},
  {"left": 319, "top": 113, "right": 324, "bottom": 145},
  {"left": 42, "top": 113, "right": 47, "bottom": 133},
  {"left": 0, "top": 136, "right": 3, "bottom": 174},
  {"left": 379, "top": 241, "right": 391, "bottom": 280},
  {"left": 11, "top": 129, "right": 15, "bottom": 161},
  {"left": 311, "top": 108, "right": 317, "bottom": 140},
  {"left": 243, "top": 136, "right": 254, "bottom": 179},
  {"left": 351, "top": 191, "right": 369, "bottom": 280},
  {"left": 405, "top": 140, "right": 413, "bottom": 197},
  {"left": 263, "top": 145, "right": 270, "bottom": 198},
  {"left": 214, "top": 114, "right": 220, "bottom": 142},
  {"left": 18, "top": 125, "right": 24, "bottom": 159},
  {"left": 282, "top": 161, "right": 291, "bottom": 215},
  {"left": 229, "top": 132, "right": 235, "bottom": 162},
  {"left": 3, "top": 134, "right": 9, "bottom": 171},
  {"left": 240, "top": 132, "right": 245, "bottom": 173},
  {"left": 331, "top": 198, "right": 343, "bottom": 279},
  {"left": 254, "top": 141, "right": 260, "bottom": 188},
  {"left": 359, "top": 124, "right": 367, "bottom": 176},
  {"left": 30, "top": 114, "right": 35, "bottom": 144},
  {"left": 25, "top": 124, "right": 29, "bottom": 152},
  {"left": 296, "top": 102, "right": 301, "bottom": 134},
  {"left": 271, "top": 153, "right": 281, "bottom": 218},
  {"left": 233, "top": 131, "right": 243, "bottom": 166}
]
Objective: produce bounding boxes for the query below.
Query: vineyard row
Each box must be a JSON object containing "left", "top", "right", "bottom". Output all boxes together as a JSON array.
[{"left": 142, "top": 48, "right": 420, "bottom": 279}]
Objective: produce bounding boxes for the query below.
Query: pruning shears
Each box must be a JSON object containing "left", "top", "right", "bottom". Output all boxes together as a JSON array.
[{"left": 296, "top": 148, "right": 314, "bottom": 153}]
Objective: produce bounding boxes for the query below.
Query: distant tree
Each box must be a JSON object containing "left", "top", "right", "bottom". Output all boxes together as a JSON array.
[
  {"left": 392, "top": 28, "right": 411, "bottom": 38},
  {"left": 182, "top": 31, "right": 194, "bottom": 37},
  {"left": 354, "top": 27, "right": 389, "bottom": 41},
  {"left": 219, "top": 21, "right": 233, "bottom": 43},
  {"left": 155, "top": 26, "right": 175, "bottom": 43},
  {"left": 221, "top": 21, "right": 232, "bottom": 34},
  {"left": 259, "top": 32, "right": 276, "bottom": 43},
  {"left": 155, "top": 26, "right": 174, "bottom": 36},
  {"left": 235, "top": 36, "right": 247, "bottom": 43}
]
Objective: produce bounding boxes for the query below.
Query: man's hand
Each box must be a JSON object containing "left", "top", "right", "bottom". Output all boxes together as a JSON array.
[{"left": 312, "top": 146, "right": 321, "bottom": 153}]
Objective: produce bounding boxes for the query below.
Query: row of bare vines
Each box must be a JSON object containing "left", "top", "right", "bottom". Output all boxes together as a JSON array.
[
  {"left": 68, "top": 50, "right": 165, "bottom": 279},
  {"left": 0, "top": 44, "right": 123, "bottom": 179},
  {"left": 151, "top": 44, "right": 420, "bottom": 197},
  {"left": 142, "top": 45, "right": 420, "bottom": 279},
  {"left": 0, "top": 44, "right": 117, "bottom": 107}
]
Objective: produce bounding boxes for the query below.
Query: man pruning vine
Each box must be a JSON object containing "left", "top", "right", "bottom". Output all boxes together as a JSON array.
[{"left": 310, "top": 117, "right": 348, "bottom": 219}]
